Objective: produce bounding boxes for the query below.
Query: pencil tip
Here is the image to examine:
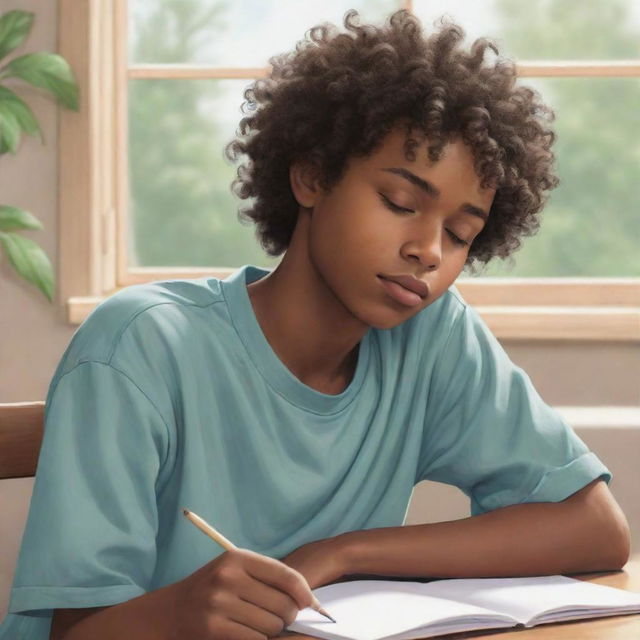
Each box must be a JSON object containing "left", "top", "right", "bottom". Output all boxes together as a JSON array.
[
  {"left": 182, "top": 507, "right": 189, "bottom": 516},
  {"left": 318, "top": 607, "right": 337, "bottom": 623}
]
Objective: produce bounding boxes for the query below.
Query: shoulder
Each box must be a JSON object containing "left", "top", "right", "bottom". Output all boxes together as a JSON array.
[
  {"left": 430, "top": 284, "right": 469, "bottom": 325},
  {"left": 399, "top": 284, "right": 469, "bottom": 343},
  {"left": 56, "top": 277, "right": 225, "bottom": 377},
  {"left": 369, "top": 285, "right": 470, "bottom": 370},
  {"left": 445, "top": 283, "right": 470, "bottom": 312}
]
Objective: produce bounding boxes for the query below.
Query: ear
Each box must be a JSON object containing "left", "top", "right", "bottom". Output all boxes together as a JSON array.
[{"left": 289, "top": 161, "right": 323, "bottom": 209}]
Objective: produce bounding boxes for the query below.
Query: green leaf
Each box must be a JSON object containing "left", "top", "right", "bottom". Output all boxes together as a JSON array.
[
  {"left": 0, "top": 85, "right": 42, "bottom": 145},
  {"left": 0, "top": 230, "right": 54, "bottom": 301},
  {"left": 4, "top": 52, "right": 79, "bottom": 110},
  {"left": 0, "top": 106, "right": 20, "bottom": 153},
  {"left": 0, "top": 205, "right": 43, "bottom": 231},
  {"left": 0, "top": 10, "right": 34, "bottom": 60}
]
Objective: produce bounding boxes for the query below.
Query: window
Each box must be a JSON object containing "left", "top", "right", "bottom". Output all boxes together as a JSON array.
[{"left": 59, "top": 0, "right": 640, "bottom": 339}]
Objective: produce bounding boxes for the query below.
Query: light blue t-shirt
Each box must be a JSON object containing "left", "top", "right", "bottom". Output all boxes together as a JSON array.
[{"left": 0, "top": 264, "right": 611, "bottom": 638}]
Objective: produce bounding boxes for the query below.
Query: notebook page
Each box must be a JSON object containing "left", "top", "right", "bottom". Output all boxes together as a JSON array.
[
  {"left": 421, "top": 575, "right": 640, "bottom": 625},
  {"left": 287, "top": 580, "right": 517, "bottom": 640},
  {"left": 527, "top": 579, "right": 640, "bottom": 626}
]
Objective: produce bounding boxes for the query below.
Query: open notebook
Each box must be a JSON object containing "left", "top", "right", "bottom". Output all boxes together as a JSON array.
[{"left": 287, "top": 575, "right": 640, "bottom": 640}]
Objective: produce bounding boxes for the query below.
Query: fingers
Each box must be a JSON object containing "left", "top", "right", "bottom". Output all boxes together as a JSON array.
[
  {"left": 209, "top": 616, "right": 269, "bottom": 640},
  {"left": 240, "top": 549, "right": 315, "bottom": 612},
  {"left": 226, "top": 593, "right": 293, "bottom": 637},
  {"left": 240, "top": 573, "right": 301, "bottom": 628}
]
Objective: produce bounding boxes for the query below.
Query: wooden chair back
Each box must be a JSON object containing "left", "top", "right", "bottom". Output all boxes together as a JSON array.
[{"left": 0, "top": 402, "right": 45, "bottom": 479}]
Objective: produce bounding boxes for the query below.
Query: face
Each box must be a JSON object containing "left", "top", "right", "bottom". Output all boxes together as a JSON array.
[{"left": 291, "top": 126, "right": 496, "bottom": 330}]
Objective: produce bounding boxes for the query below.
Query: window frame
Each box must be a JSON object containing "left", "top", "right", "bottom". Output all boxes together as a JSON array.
[{"left": 58, "top": 0, "right": 640, "bottom": 340}]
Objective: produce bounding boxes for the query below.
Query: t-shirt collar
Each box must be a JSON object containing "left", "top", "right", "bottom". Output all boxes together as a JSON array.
[{"left": 221, "top": 264, "right": 371, "bottom": 414}]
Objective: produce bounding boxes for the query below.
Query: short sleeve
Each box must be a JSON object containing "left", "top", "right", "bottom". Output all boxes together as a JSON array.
[
  {"left": 7, "top": 361, "right": 170, "bottom": 617},
  {"left": 416, "top": 303, "right": 612, "bottom": 516}
]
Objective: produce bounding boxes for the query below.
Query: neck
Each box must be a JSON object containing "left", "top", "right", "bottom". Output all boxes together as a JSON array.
[{"left": 247, "top": 215, "right": 367, "bottom": 393}]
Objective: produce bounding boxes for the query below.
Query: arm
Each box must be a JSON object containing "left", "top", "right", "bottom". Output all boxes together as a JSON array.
[
  {"left": 53, "top": 549, "right": 318, "bottom": 640},
  {"left": 53, "top": 588, "right": 174, "bottom": 640},
  {"left": 338, "top": 479, "right": 630, "bottom": 579}
]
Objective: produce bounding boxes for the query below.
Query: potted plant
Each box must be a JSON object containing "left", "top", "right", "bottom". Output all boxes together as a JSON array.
[{"left": 0, "top": 9, "right": 79, "bottom": 301}]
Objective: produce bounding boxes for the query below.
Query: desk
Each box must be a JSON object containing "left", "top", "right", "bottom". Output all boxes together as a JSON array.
[{"left": 281, "top": 557, "right": 640, "bottom": 640}]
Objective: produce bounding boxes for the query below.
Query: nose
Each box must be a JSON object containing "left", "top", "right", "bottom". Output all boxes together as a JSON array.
[{"left": 402, "top": 220, "right": 442, "bottom": 271}]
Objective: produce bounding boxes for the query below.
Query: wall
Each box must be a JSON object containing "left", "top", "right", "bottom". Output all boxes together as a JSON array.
[{"left": 1, "top": 0, "right": 74, "bottom": 399}]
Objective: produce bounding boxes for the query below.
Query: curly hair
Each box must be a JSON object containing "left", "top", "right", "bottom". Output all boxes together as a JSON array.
[{"left": 224, "top": 9, "right": 559, "bottom": 272}]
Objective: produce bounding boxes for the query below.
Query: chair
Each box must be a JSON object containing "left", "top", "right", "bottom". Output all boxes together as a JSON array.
[
  {"left": 0, "top": 401, "right": 45, "bottom": 480},
  {"left": 0, "top": 401, "right": 45, "bottom": 621}
]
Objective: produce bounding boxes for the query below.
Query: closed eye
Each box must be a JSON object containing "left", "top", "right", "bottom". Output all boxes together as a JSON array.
[
  {"left": 378, "top": 193, "right": 470, "bottom": 247},
  {"left": 379, "top": 192, "right": 414, "bottom": 214}
]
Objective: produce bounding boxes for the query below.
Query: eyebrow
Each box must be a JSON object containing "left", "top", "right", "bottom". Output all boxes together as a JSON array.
[{"left": 380, "top": 167, "right": 489, "bottom": 222}]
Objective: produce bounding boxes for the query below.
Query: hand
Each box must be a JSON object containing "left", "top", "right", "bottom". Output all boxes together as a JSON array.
[
  {"left": 278, "top": 535, "right": 349, "bottom": 590},
  {"left": 165, "top": 547, "right": 315, "bottom": 640}
]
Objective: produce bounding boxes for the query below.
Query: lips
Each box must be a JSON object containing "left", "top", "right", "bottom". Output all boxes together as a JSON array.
[{"left": 378, "top": 274, "right": 429, "bottom": 299}]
